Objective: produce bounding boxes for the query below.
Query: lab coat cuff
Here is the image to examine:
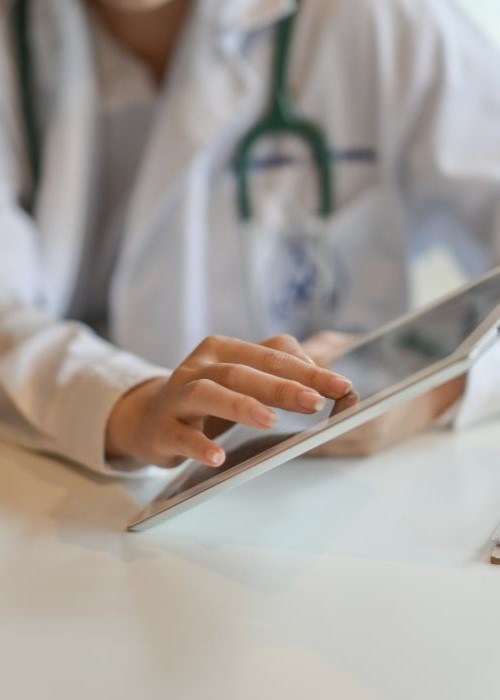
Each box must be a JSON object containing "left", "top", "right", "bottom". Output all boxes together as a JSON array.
[
  {"left": 59, "top": 351, "right": 170, "bottom": 478},
  {"left": 452, "top": 339, "right": 500, "bottom": 430}
]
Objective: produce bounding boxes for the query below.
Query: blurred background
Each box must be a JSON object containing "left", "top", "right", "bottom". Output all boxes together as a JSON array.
[
  {"left": 457, "top": 0, "right": 500, "bottom": 46},
  {"left": 411, "top": 0, "right": 500, "bottom": 307}
]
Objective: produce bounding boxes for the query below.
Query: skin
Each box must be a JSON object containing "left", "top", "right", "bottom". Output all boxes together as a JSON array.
[
  {"left": 95, "top": 0, "right": 467, "bottom": 466},
  {"left": 89, "top": 0, "right": 189, "bottom": 80},
  {"left": 106, "top": 335, "right": 353, "bottom": 468},
  {"left": 95, "top": 0, "right": 358, "bottom": 469}
]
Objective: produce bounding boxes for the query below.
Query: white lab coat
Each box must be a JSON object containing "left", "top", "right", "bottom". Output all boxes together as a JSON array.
[{"left": 0, "top": 0, "right": 500, "bottom": 475}]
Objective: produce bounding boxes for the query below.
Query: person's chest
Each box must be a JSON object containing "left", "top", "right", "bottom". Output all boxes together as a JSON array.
[
  {"left": 105, "top": 5, "right": 407, "bottom": 363},
  {"left": 32, "top": 0, "right": 407, "bottom": 365}
]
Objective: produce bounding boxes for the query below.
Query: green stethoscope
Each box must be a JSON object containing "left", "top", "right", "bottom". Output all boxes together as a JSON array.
[
  {"left": 10, "top": 0, "right": 334, "bottom": 221},
  {"left": 10, "top": 0, "right": 40, "bottom": 214},
  {"left": 234, "top": 0, "right": 334, "bottom": 221}
]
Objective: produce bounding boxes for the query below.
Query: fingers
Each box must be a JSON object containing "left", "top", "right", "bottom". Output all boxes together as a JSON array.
[
  {"left": 260, "top": 334, "right": 315, "bottom": 365},
  {"left": 173, "top": 378, "right": 279, "bottom": 429},
  {"left": 144, "top": 334, "right": 356, "bottom": 471},
  {"left": 195, "top": 364, "right": 328, "bottom": 414},
  {"left": 193, "top": 335, "right": 352, "bottom": 399},
  {"left": 107, "top": 333, "right": 356, "bottom": 471},
  {"left": 329, "top": 390, "right": 361, "bottom": 418},
  {"left": 154, "top": 421, "right": 226, "bottom": 468}
]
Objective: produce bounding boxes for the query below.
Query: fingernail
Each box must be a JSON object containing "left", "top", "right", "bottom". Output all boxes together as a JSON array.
[
  {"left": 252, "top": 406, "right": 278, "bottom": 428},
  {"left": 304, "top": 354, "right": 316, "bottom": 365},
  {"left": 298, "top": 391, "right": 326, "bottom": 412},
  {"left": 330, "top": 377, "right": 352, "bottom": 395},
  {"left": 207, "top": 449, "right": 225, "bottom": 467}
]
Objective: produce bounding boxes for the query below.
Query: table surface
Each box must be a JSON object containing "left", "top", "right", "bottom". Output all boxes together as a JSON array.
[{"left": 1, "top": 421, "right": 500, "bottom": 700}]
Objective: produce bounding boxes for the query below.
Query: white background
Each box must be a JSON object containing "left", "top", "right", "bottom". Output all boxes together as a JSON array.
[
  {"left": 411, "top": 0, "right": 500, "bottom": 305},
  {"left": 456, "top": 0, "right": 500, "bottom": 45}
]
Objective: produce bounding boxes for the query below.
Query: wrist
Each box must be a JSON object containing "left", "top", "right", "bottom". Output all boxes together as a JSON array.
[{"left": 106, "top": 377, "right": 167, "bottom": 459}]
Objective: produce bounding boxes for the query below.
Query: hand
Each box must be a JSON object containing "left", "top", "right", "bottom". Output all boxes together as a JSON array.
[
  {"left": 106, "top": 334, "right": 353, "bottom": 468},
  {"left": 311, "top": 375, "right": 466, "bottom": 458},
  {"left": 302, "top": 330, "right": 466, "bottom": 457}
]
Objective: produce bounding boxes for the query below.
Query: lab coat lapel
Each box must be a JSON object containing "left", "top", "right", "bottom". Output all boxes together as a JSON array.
[
  {"left": 117, "top": 0, "right": 296, "bottom": 268},
  {"left": 35, "top": 0, "right": 98, "bottom": 316},
  {"left": 111, "top": 0, "right": 299, "bottom": 359}
]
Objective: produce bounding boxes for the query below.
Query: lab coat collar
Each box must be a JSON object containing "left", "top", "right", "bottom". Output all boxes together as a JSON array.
[
  {"left": 111, "top": 0, "right": 295, "bottom": 337},
  {"left": 118, "top": 0, "right": 297, "bottom": 248}
]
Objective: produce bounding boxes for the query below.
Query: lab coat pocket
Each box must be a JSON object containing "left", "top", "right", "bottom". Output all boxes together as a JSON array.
[
  {"left": 235, "top": 153, "right": 343, "bottom": 339},
  {"left": 238, "top": 213, "right": 341, "bottom": 340},
  {"left": 238, "top": 180, "right": 409, "bottom": 341}
]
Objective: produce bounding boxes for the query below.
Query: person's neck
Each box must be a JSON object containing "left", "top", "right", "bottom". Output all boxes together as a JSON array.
[{"left": 90, "top": 1, "right": 192, "bottom": 82}]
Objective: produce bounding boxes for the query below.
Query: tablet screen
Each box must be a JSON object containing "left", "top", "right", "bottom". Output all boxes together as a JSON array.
[{"left": 332, "top": 274, "right": 499, "bottom": 400}]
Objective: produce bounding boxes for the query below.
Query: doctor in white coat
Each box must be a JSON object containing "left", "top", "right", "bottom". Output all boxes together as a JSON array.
[{"left": 0, "top": 0, "right": 499, "bottom": 476}]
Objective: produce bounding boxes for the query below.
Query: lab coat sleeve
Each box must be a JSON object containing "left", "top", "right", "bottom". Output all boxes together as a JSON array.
[
  {"left": 0, "top": 200, "right": 170, "bottom": 477},
  {"left": 0, "top": 16, "right": 172, "bottom": 477},
  {"left": 0, "top": 293, "right": 171, "bottom": 477},
  {"left": 0, "top": 205, "right": 170, "bottom": 477},
  {"left": 0, "top": 191, "right": 169, "bottom": 481},
  {"left": 375, "top": 0, "right": 500, "bottom": 428},
  {"left": 0, "top": 220, "right": 172, "bottom": 476}
]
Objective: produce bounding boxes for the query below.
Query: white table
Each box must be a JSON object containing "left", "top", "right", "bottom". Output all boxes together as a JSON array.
[{"left": 1, "top": 421, "right": 500, "bottom": 700}]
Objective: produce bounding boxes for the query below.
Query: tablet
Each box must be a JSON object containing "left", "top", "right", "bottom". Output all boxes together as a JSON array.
[{"left": 128, "top": 267, "right": 500, "bottom": 531}]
